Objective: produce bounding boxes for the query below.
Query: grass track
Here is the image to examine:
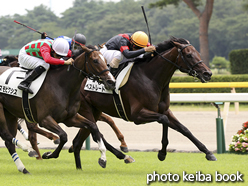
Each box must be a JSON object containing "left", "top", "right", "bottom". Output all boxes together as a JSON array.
[{"left": 0, "top": 148, "right": 247, "bottom": 186}]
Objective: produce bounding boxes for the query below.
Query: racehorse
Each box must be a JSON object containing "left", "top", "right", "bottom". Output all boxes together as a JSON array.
[
  {"left": 5, "top": 53, "right": 129, "bottom": 159},
  {"left": 0, "top": 45, "right": 115, "bottom": 174},
  {"left": 0, "top": 55, "right": 61, "bottom": 160},
  {"left": 0, "top": 55, "right": 18, "bottom": 66},
  {"left": 69, "top": 37, "right": 217, "bottom": 169}
]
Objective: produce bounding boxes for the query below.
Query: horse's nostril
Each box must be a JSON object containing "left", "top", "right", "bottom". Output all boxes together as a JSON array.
[
  {"left": 203, "top": 71, "right": 212, "bottom": 81},
  {"left": 204, "top": 71, "right": 212, "bottom": 77},
  {"left": 107, "top": 80, "right": 116, "bottom": 86}
]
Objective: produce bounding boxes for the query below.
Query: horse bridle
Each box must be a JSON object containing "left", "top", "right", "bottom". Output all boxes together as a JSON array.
[
  {"left": 155, "top": 44, "right": 203, "bottom": 77},
  {"left": 71, "top": 49, "right": 109, "bottom": 82}
]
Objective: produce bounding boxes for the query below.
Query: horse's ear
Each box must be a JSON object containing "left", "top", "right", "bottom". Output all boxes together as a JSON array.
[
  {"left": 80, "top": 45, "right": 92, "bottom": 53},
  {"left": 171, "top": 41, "right": 182, "bottom": 48},
  {"left": 94, "top": 45, "right": 99, "bottom": 50}
]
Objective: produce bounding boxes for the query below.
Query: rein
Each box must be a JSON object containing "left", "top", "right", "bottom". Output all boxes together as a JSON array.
[
  {"left": 155, "top": 44, "right": 203, "bottom": 77},
  {"left": 71, "top": 49, "right": 109, "bottom": 82}
]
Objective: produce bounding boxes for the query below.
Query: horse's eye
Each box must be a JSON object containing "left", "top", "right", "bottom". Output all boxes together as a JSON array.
[
  {"left": 186, "top": 54, "right": 192, "bottom": 58},
  {"left": 93, "top": 59, "right": 98, "bottom": 63}
]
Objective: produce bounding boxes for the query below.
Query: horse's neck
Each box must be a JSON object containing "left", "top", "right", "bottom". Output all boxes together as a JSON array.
[
  {"left": 50, "top": 56, "right": 86, "bottom": 93},
  {"left": 143, "top": 48, "right": 178, "bottom": 88}
]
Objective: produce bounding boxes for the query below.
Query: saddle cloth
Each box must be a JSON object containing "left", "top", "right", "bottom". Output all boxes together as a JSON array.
[
  {"left": 84, "top": 62, "right": 134, "bottom": 94},
  {"left": 0, "top": 67, "right": 47, "bottom": 99}
]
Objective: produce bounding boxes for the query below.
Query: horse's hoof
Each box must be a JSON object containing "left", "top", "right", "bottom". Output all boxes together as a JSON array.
[
  {"left": 98, "top": 158, "right": 106, "bottom": 168},
  {"left": 68, "top": 146, "right": 74, "bottom": 153},
  {"left": 124, "top": 155, "right": 135, "bottom": 164},
  {"left": 23, "top": 168, "right": 30, "bottom": 174},
  {"left": 120, "top": 146, "right": 129, "bottom": 153},
  {"left": 157, "top": 150, "right": 167, "bottom": 161},
  {"left": 28, "top": 150, "right": 38, "bottom": 158},
  {"left": 206, "top": 153, "right": 217, "bottom": 161},
  {"left": 42, "top": 151, "right": 53, "bottom": 159},
  {"left": 53, "top": 138, "right": 60, "bottom": 145}
]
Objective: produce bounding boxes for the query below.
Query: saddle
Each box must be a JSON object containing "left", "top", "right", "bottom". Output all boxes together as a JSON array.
[
  {"left": 0, "top": 67, "right": 48, "bottom": 123},
  {"left": 0, "top": 67, "right": 47, "bottom": 99}
]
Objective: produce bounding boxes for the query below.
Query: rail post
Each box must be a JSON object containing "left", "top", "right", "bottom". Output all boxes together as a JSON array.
[
  {"left": 213, "top": 102, "right": 226, "bottom": 154},
  {"left": 85, "top": 136, "right": 90, "bottom": 150}
]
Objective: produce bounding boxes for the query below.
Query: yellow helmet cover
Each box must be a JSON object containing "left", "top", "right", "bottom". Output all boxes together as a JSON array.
[{"left": 131, "top": 31, "right": 148, "bottom": 48}]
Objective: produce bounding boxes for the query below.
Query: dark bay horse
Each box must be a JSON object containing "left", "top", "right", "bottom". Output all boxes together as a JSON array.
[
  {"left": 4, "top": 53, "right": 128, "bottom": 160},
  {"left": 0, "top": 55, "right": 19, "bottom": 67},
  {"left": 0, "top": 45, "right": 115, "bottom": 174},
  {"left": 70, "top": 37, "right": 217, "bottom": 169},
  {"left": 0, "top": 55, "right": 61, "bottom": 160}
]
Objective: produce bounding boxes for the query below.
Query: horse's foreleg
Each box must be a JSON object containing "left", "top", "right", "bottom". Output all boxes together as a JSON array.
[
  {"left": 99, "top": 113, "right": 128, "bottom": 152},
  {"left": 165, "top": 110, "right": 217, "bottom": 161},
  {"left": 72, "top": 128, "right": 91, "bottom": 169},
  {"left": 136, "top": 108, "right": 216, "bottom": 161},
  {"left": 26, "top": 121, "right": 60, "bottom": 144},
  {"left": 133, "top": 108, "right": 171, "bottom": 161},
  {"left": 64, "top": 113, "right": 107, "bottom": 168},
  {"left": 28, "top": 130, "right": 42, "bottom": 160},
  {"left": 101, "top": 136, "right": 135, "bottom": 163},
  {"left": 39, "top": 116, "right": 67, "bottom": 159}
]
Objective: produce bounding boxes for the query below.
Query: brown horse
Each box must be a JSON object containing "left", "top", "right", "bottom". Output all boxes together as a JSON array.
[
  {"left": 5, "top": 52, "right": 128, "bottom": 160},
  {"left": 0, "top": 45, "right": 115, "bottom": 174},
  {"left": 70, "top": 37, "right": 217, "bottom": 169}
]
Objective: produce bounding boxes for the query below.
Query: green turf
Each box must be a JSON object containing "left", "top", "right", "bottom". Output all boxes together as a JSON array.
[{"left": 0, "top": 148, "right": 247, "bottom": 186}]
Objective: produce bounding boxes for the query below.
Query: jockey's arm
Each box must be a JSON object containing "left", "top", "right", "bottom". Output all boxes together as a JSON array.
[
  {"left": 40, "top": 43, "right": 71, "bottom": 65},
  {"left": 122, "top": 48, "right": 146, "bottom": 59}
]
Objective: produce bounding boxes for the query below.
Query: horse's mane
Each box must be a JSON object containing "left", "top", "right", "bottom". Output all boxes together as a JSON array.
[
  {"left": 156, "top": 36, "right": 189, "bottom": 53},
  {"left": 133, "top": 36, "right": 189, "bottom": 64}
]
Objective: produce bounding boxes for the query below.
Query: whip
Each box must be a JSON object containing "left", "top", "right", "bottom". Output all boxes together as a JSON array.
[{"left": 14, "top": 20, "right": 54, "bottom": 40}]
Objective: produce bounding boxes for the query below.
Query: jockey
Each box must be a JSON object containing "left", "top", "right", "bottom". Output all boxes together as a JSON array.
[
  {"left": 18, "top": 38, "right": 74, "bottom": 94},
  {"left": 100, "top": 31, "right": 156, "bottom": 75}
]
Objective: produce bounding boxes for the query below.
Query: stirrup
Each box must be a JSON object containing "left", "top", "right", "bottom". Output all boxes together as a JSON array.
[{"left": 18, "top": 84, "right": 34, "bottom": 94}]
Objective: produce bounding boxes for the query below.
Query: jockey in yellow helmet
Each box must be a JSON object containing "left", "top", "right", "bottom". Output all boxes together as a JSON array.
[{"left": 100, "top": 31, "right": 156, "bottom": 75}]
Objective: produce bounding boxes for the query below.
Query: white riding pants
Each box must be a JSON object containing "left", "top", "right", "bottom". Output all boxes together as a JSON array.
[
  {"left": 100, "top": 45, "right": 123, "bottom": 65},
  {"left": 18, "top": 46, "right": 50, "bottom": 70}
]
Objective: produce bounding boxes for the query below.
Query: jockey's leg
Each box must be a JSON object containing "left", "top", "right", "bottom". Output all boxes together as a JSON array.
[
  {"left": 18, "top": 66, "right": 46, "bottom": 94},
  {"left": 109, "top": 58, "right": 121, "bottom": 75}
]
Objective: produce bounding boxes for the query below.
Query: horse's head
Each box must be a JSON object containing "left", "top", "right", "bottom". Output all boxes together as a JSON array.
[
  {"left": 170, "top": 40, "right": 212, "bottom": 83},
  {"left": 75, "top": 45, "right": 116, "bottom": 90},
  {"left": 0, "top": 55, "right": 18, "bottom": 66}
]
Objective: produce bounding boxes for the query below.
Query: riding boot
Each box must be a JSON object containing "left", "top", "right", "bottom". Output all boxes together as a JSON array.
[
  {"left": 18, "top": 66, "right": 46, "bottom": 94},
  {"left": 109, "top": 67, "right": 118, "bottom": 76}
]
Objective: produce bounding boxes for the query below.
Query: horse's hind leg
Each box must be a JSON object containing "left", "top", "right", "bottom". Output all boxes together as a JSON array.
[
  {"left": 1, "top": 110, "right": 31, "bottom": 173},
  {"left": 4, "top": 141, "right": 29, "bottom": 174},
  {"left": 17, "top": 121, "right": 29, "bottom": 140},
  {"left": 0, "top": 106, "right": 37, "bottom": 157},
  {"left": 99, "top": 113, "right": 128, "bottom": 152}
]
